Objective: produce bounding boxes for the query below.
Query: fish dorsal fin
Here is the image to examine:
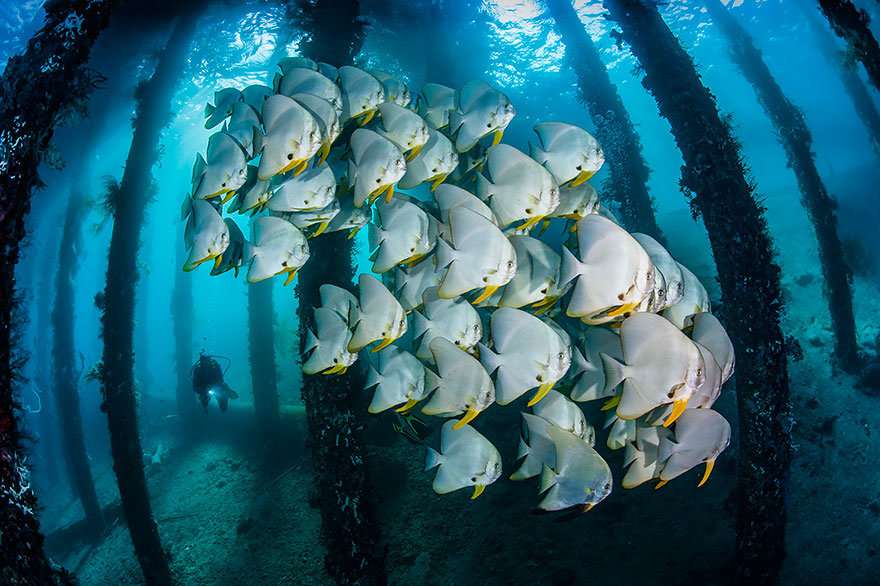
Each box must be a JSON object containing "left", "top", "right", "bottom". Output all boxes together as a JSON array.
[
  {"left": 485, "top": 144, "right": 528, "bottom": 183},
  {"left": 261, "top": 94, "right": 300, "bottom": 132},
  {"left": 314, "top": 307, "right": 347, "bottom": 340},
  {"left": 533, "top": 121, "right": 575, "bottom": 152},
  {"left": 459, "top": 80, "right": 493, "bottom": 112},
  {"left": 378, "top": 101, "right": 417, "bottom": 131},
  {"left": 428, "top": 337, "right": 467, "bottom": 380},
  {"left": 224, "top": 217, "right": 244, "bottom": 244},
  {"left": 490, "top": 308, "right": 538, "bottom": 354},
  {"left": 447, "top": 205, "right": 493, "bottom": 249},
  {"left": 620, "top": 312, "right": 685, "bottom": 363},
  {"left": 349, "top": 128, "right": 384, "bottom": 164},
  {"left": 192, "top": 153, "right": 207, "bottom": 184},
  {"left": 358, "top": 273, "right": 397, "bottom": 315},
  {"left": 422, "top": 83, "right": 456, "bottom": 108}
]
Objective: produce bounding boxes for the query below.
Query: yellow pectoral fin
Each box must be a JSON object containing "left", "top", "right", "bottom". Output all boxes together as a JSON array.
[
  {"left": 537, "top": 218, "right": 551, "bottom": 237},
  {"left": 405, "top": 143, "right": 423, "bottom": 162},
  {"left": 430, "top": 173, "right": 449, "bottom": 192},
  {"left": 292, "top": 159, "right": 309, "bottom": 177},
  {"left": 312, "top": 221, "right": 329, "bottom": 237},
  {"left": 568, "top": 169, "right": 595, "bottom": 188},
  {"left": 318, "top": 142, "right": 331, "bottom": 166},
  {"left": 384, "top": 183, "right": 395, "bottom": 203},
  {"left": 283, "top": 269, "right": 298, "bottom": 286},
  {"left": 606, "top": 302, "right": 638, "bottom": 318},
  {"left": 395, "top": 398, "right": 420, "bottom": 413},
  {"left": 568, "top": 222, "right": 578, "bottom": 233},
  {"left": 518, "top": 215, "right": 543, "bottom": 232},
  {"left": 323, "top": 364, "right": 345, "bottom": 374},
  {"left": 213, "top": 254, "right": 224, "bottom": 271},
  {"left": 533, "top": 302, "right": 554, "bottom": 316},
  {"left": 601, "top": 395, "right": 620, "bottom": 411},
  {"left": 472, "top": 285, "right": 499, "bottom": 304},
  {"left": 654, "top": 479, "right": 668, "bottom": 490},
  {"left": 663, "top": 398, "right": 689, "bottom": 428},
  {"left": 453, "top": 408, "right": 480, "bottom": 430},
  {"left": 337, "top": 366, "right": 347, "bottom": 375},
  {"left": 219, "top": 190, "right": 235, "bottom": 204},
  {"left": 371, "top": 337, "right": 395, "bottom": 353},
  {"left": 471, "top": 484, "right": 486, "bottom": 500},
  {"left": 527, "top": 382, "right": 554, "bottom": 407},
  {"left": 491, "top": 129, "right": 503, "bottom": 146},
  {"left": 358, "top": 110, "right": 375, "bottom": 126},
  {"left": 697, "top": 459, "right": 715, "bottom": 487},
  {"left": 348, "top": 226, "right": 362, "bottom": 239}
]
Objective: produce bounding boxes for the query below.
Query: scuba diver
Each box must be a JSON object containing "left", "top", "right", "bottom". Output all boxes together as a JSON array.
[{"left": 192, "top": 351, "right": 238, "bottom": 413}]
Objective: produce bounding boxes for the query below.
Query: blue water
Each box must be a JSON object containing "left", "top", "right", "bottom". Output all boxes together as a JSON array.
[{"left": 7, "top": 1, "right": 880, "bottom": 584}]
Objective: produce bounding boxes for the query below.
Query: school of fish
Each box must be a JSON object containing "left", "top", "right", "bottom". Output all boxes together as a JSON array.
[{"left": 183, "top": 57, "right": 733, "bottom": 517}]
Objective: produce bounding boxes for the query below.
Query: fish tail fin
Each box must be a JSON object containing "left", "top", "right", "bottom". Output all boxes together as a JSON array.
[
  {"left": 447, "top": 109, "right": 464, "bottom": 135},
  {"left": 433, "top": 236, "right": 455, "bottom": 269},
  {"left": 517, "top": 436, "right": 530, "bottom": 461},
  {"left": 657, "top": 435, "right": 677, "bottom": 466},
  {"left": 474, "top": 171, "right": 492, "bottom": 201},
  {"left": 304, "top": 328, "right": 319, "bottom": 353},
  {"left": 424, "top": 447, "right": 442, "bottom": 471},
  {"left": 528, "top": 141, "right": 546, "bottom": 164},
  {"left": 558, "top": 245, "right": 584, "bottom": 289},
  {"left": 477, "top": 342, "right": 501, "bottom": 375},
  {"left": 252, "top": 127, "right": 264, "bottom": 156},
  {"left": 367, "top": 222, "right": 383, "bottom": 252},
  {"left": 599, "top": 352, "right": 626, "bottom": 395},
  {"left": 423, "top": 367, "right": 441, "bottom": 393},
  {"left": 539, "top": 463, "right": 557, "bottom": 494},
  {"left": 412, "top": 310, "right": 430, "bottom": 339},
  {"left": 365, "top": 364, "right": 382, "bottom": 390}
]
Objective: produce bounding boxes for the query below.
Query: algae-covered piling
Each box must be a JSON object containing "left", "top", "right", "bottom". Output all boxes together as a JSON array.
[
  {"left": 705, "top": 0, "right": 860, "bottom": 373},
  {"left": 100, "top": 11, "right": 199, "bottom": 586},
  {"left": 604, "top": 1, "right": 792, "bottom": 583},
  {"left": 545, "top": 0, "right": 663, "bottom": 240}
]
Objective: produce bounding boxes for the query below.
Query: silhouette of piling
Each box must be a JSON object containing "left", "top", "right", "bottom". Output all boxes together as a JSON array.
[
  {"left": 52, "top": 189, "right": 104, "bottom": 534},
  {"left": 603, "top": 1, "right": 792, "bottom": 583},
  {"left": 247, "top": 280, "right": 281, "bottom": 444},
  {"left": 171, "top": 236, "right": 197, "bottom": 423},
  {"left": 799, "top": 3, "right": 880, "bottom": 157},
  {"left": 294, "top": 1, "right": 387, "bottom": 584},
  {"left": 705, "top": 0, "right": 860, "bottom": 372},
  {"left": 99, "top": 12, "right": 199, "bottom": 586},
  {"left": 0, "top": 1, "right": 118, "bottom": 583},
  {"left": 818, "top": 0, "right": 880, "bottom": 95},
  {"left": 544, "top": 0, "right": 663, "bottom": 239}
]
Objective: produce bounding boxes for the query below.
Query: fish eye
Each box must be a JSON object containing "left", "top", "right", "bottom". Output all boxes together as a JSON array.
[
  {"left": 507, "top": 261, "right": 514, "bottom": 268},
  {"left": 697, "top": 369, "right": 703, "bottom": 376},
  {"left": 557, "top": 352, "right": 564, "bottom": 360}
]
